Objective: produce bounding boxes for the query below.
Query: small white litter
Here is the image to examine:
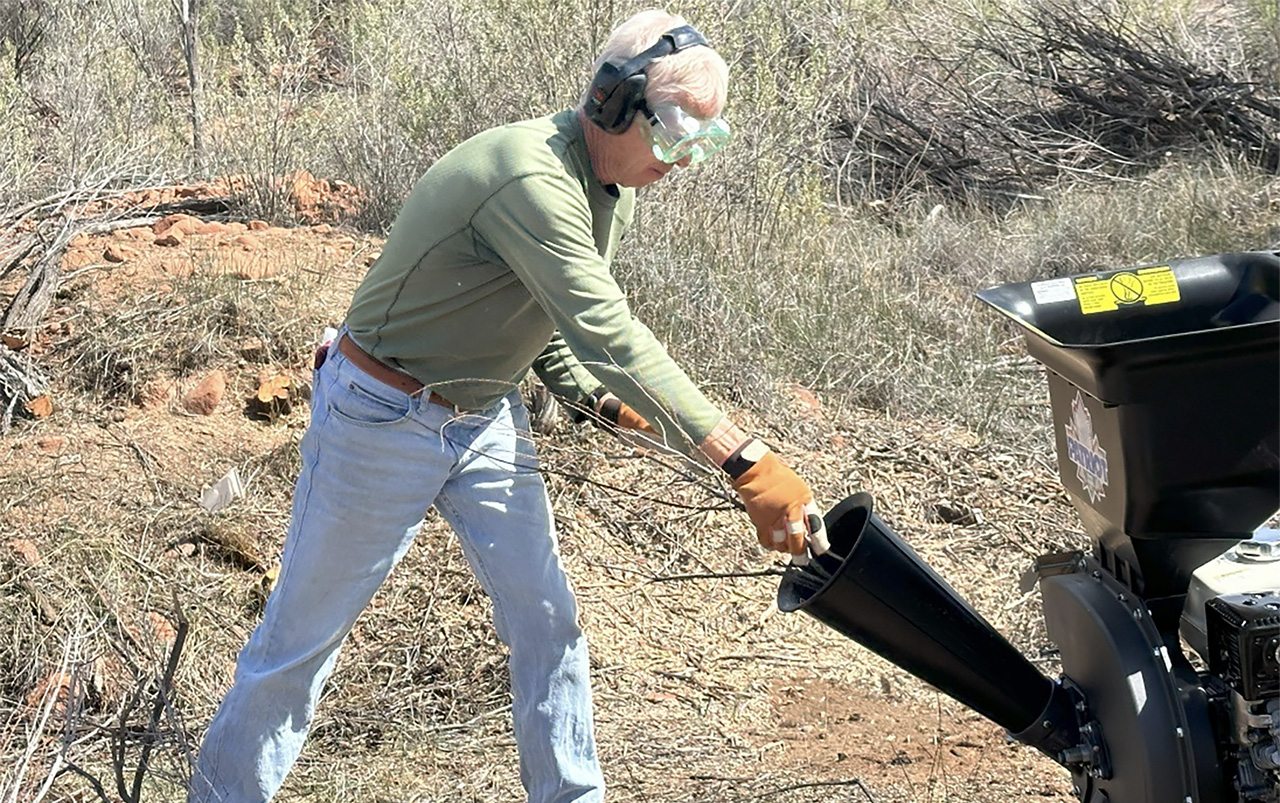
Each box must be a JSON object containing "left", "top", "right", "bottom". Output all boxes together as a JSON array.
[{"left": 200, "top": 467, "right": 246, "bottom": 513}]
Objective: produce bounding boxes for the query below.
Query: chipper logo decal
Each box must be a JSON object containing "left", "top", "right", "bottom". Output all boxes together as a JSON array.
[{"left": 1065, "top": 391, "right": 1109, "bottom": 503}]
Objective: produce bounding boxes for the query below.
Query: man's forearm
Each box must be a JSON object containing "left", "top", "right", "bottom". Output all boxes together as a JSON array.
[{"left": 698, "top": 417, "right": 752, "bottom": 468}]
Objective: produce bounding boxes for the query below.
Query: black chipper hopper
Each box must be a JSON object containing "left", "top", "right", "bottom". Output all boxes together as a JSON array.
[{"left": 976, "top": 251, "right": 1280, "bottom": 605}]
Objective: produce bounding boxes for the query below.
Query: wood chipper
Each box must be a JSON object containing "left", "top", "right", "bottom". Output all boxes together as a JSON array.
[{"left": 780, "top": 251, "right": 1279, "bottom": 803}]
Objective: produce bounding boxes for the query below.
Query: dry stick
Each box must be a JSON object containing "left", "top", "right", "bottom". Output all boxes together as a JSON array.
[
  {"left": 0, "top": 344, "right": 49, "bottom": 434},
  {"left": 111, "top": 674, "right": 147, "bottom": 801},
  {"left": 5, "top": 631, "right": 75, "bottom": 803},
  {"left": 0, "top": 235, "right": 39, "bottom": 283},
  {"left": 449, "top": 420, "right": 737, "bottom": 514},
  {"left": 647, "top": 567, "right": 787, "bottom": 584},
  {"left": 2, "top": 219, "right": 74, "bottom": 333},
  {"left": 540, "top": 460, "right": 736, "bottom": 513},
  {"left": 740, "top": 777, "right": 878, "bottom": 802},
  {"left": 16, "top": 575, "right": 59, "bottom": 625},
  {"left": 55, "top": 763, "right": 112, "bottom": 803},
  {"left": 128, "top": 599, "right": 189, "bottom": 803},
  {"left": 0, "top": 187, "right": 87, "bottom": 227},
  {"left": 173, "top": 0, "right": 205, "bottom": 173}
]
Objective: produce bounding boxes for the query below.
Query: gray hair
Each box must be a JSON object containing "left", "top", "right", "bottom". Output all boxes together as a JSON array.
[{"left": 583, "top": 9, "right": 729, "bottom": 117}]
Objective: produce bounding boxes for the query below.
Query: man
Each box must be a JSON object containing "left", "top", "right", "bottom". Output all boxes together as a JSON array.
[{"left": 190, "top": 10, "right": 825, "bottom": 802}]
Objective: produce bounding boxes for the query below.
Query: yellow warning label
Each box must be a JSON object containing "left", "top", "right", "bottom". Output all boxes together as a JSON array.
[
  {"left": 1137, "top": 266, "right": 1181, "bottom": 305},
  {"left": 1074, "top": 266, "right": 1180, "bottom": 314}
]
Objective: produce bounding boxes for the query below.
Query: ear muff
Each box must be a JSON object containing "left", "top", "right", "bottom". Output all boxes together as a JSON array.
[{"left": 583, "top": 24, "right": 709, "bottom": 135}]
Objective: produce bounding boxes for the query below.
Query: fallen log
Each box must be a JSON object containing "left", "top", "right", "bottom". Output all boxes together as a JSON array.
[{"left": 1, "top": 218, "right": 74, "bottom": 334}]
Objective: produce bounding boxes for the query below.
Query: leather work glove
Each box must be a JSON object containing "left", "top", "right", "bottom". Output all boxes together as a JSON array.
[
  {"left": 594, "top": 392, "right": 656, "bottom": 434},
  {"left": 727, "top": 439, "right": 827, "bottom": 556}
]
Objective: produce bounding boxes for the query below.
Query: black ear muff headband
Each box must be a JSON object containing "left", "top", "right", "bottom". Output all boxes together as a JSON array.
[{"left": 583, "top": 24, "right": 709, "bottom": 135}]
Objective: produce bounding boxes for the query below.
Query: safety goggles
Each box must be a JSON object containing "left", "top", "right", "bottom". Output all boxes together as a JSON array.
[{"left": 638, "top": 102, "right": 731, "bottom": 165}]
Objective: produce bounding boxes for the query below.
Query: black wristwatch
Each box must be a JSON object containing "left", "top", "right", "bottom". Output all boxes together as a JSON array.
[
  {"left": 721, "top": 438, "right": 770, "bottom": 480},
  {"left": 582, "top": 386, "right": 621, "bottom": 425}
]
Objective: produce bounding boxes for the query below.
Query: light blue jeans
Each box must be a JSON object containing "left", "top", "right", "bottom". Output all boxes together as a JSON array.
[{"left": 189, "top": 342, "right": 604, "bottom": 803}]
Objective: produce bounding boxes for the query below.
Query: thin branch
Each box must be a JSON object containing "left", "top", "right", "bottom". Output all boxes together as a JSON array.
[
  {"left": 128, "top": 598, "right": 189, "bottom": 803},
  {"left": 740, "top": 777, "right": 878, "bottom": 802},
  {"left": 647, "top": 568, "right": 787, "bottom": 583}
]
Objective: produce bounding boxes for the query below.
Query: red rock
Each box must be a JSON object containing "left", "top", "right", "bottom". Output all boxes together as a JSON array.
[
  {"left": 155, "top": 227, "right": 185, "bottom": 247},
  {"left": 232, "top": 234, "right": 262, "bottom": 250},
  {"left": 68, "top": 234, "right": 92, "bottom": 248},
  {"left": 140, "top": 377, "right": 178, "bottom": 409},
  {"left": 8, "top": 538, "right": 40, "bottom": 565},
  {"left": 152, "top": 214, "right": 183, "bottom": 234},
  {"left": 248, "top": 220, "right": 269, "bottom": 231},
  {"left": 290, "top": 169, "right": 323, "bottom": 211},
  {"left": 24, "top": 395, "right": 52, "bottom": 418},
  {"left": 790, "top": 384, "right": 822, "bottom": 417},
  {"left": 153, "top": 213, "right": 203, "bottom": 236},
  {"left": 62, "top": 248, "right": 97, "bottom": 270},
  {"left": 147, "top": 611, "right": 177, "bottom": 644},
  {"left": 36, "top": 435, "right": 67, "bottom": 454},
  {"left": 158, "top": 256, "right": 193, "bottom": 276},
  {"left": 25, "top": 672, "right": 74, "bottom": 716},
  {"left": 183, "top": 370, "right": 226, "bottom": 415},
  {"left": 312, "top": 223, "right": 332, "bottom": 234},
  {"left": 103, "top": 243, "right": 138, "bottom": 263},
  {"left": 164, "top": 542, "right": 198, "bottom": 559},
  {"left": 230, "top": 252, "right": 276, "bottom": 280}
]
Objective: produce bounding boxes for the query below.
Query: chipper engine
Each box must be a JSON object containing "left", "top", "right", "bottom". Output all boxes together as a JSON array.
[{"left": 779, "top": 251, "right": 1280, "bottom": 802}]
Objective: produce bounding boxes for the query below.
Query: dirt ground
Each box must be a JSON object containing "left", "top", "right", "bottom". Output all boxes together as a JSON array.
[{"left": 1, "top": 193, "right": 1089, "bottom": 802}]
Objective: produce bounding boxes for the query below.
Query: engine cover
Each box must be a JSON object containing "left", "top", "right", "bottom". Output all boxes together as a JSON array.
[{"left": 1206, "top": 592, "right": 1280, "bottom": 702}]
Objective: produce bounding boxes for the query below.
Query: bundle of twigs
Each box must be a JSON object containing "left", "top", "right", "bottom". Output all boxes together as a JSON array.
[{"left": 831, "top": 2, "right": 1280, "bottom": 206}]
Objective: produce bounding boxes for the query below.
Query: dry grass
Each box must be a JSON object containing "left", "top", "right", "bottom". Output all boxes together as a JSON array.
[
  {"left": 1, "top": 1, "right": 1277, "bottom": 800},
  {"left": 1, "top": 230, "right": 1086, "bottom": 802}
]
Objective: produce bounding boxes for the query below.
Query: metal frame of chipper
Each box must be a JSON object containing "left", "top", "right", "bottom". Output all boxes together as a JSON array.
[{"left": 779, "top": 251, "right": 1280, "bottom": 803}]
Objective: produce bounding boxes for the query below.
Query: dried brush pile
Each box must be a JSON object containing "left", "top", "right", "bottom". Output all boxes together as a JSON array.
[{"left": 830, "top": 3, "right": 1280, "bottom": 206}]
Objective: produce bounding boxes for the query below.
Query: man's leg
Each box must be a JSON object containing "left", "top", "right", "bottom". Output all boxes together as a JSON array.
[
  {"left": 189, "top": 347, "right": 453, "bottom": 803},
  {"left": 435, "top": 395, "right": 604, "bottom": 803}
]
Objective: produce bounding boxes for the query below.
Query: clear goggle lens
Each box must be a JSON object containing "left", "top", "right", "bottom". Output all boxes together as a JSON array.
[{"left": 640, "top": 102, "right": 730, "bottom": 165}]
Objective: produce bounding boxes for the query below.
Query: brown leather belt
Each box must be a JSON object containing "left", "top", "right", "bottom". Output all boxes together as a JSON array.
[{"left": 336, "top": 333, "right": 459, "bottom": 410}]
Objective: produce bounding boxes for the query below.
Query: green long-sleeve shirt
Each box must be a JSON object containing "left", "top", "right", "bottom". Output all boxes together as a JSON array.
[{"left": 344, "top": 109, "right": 725, "bottom": 450}]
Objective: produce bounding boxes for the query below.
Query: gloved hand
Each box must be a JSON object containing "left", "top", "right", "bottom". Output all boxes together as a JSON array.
[
  {"left": 728, "top": 440, "right": 826, "bottom": 555},
  {"left": 595, "top": 392, "right": 656, "bottom": 434}
]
